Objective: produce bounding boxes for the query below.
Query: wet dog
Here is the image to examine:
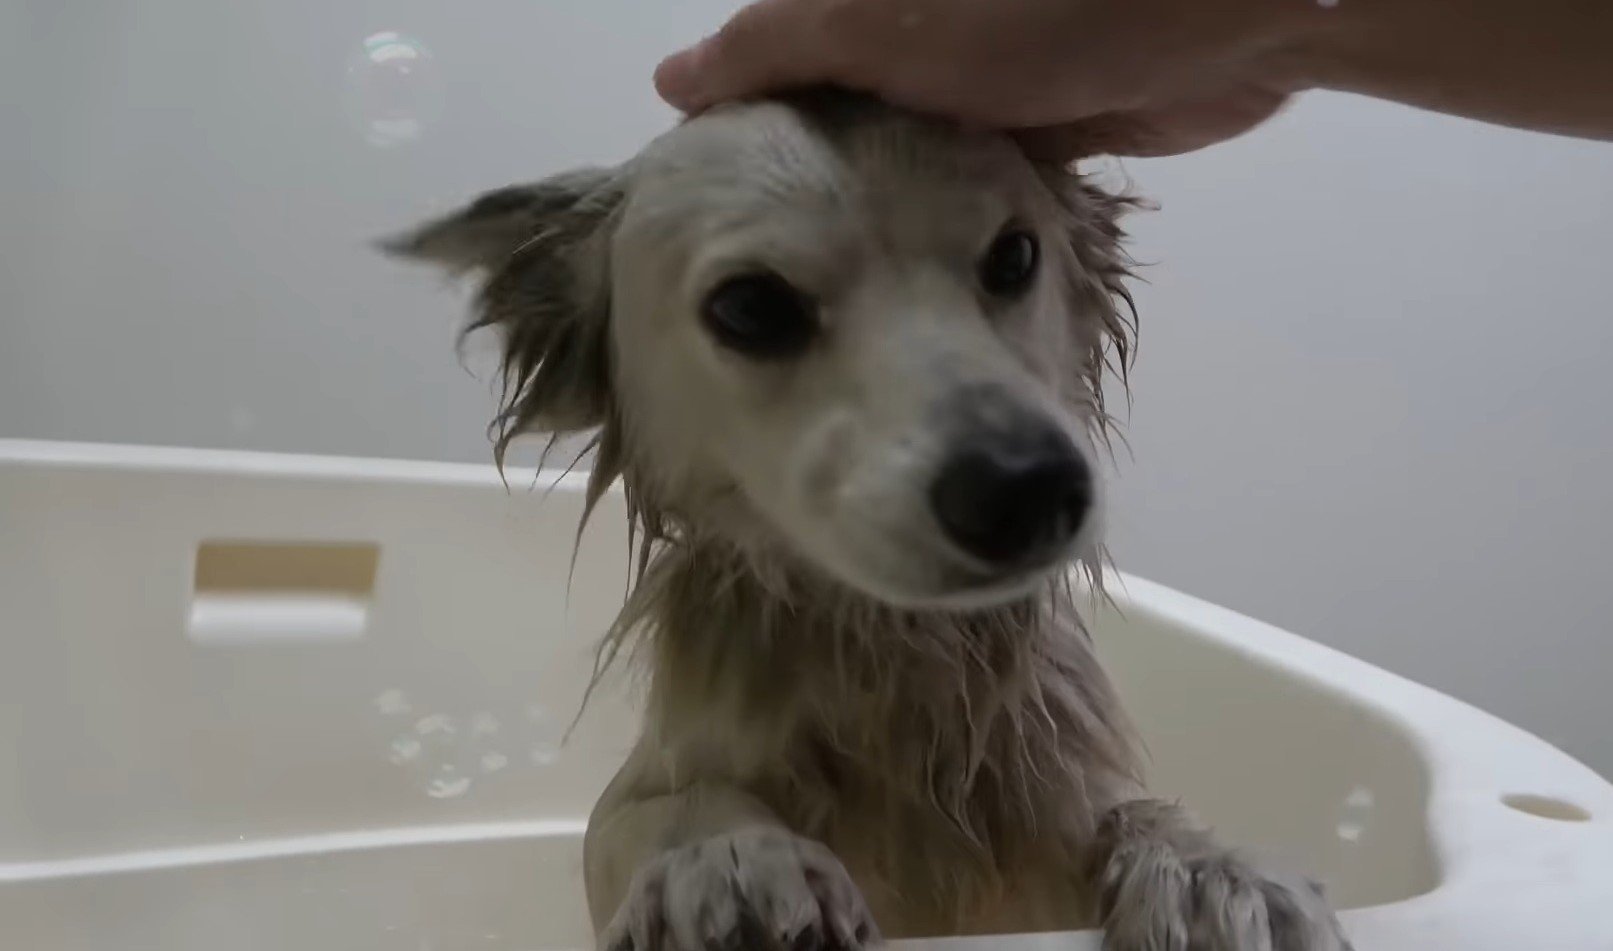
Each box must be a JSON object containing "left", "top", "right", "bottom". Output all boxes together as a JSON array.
[{"left": 385, "top": 90, "right": 1348, "bottom": 951}]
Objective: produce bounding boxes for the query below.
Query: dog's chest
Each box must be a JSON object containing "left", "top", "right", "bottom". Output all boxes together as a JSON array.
[
  {"left": 755, "top": 735, "right": 1098, "bottom": 938},
  {"left": 828, "top": 832, "right": 1096, "bottom": 938}
]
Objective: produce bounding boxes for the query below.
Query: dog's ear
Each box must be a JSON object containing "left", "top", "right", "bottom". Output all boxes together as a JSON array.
[{"left": 381, "top": 168, "right": 624, "bottom": 460}]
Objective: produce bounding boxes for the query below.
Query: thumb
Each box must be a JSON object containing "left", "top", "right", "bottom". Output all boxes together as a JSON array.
[{"left": 655, "top": 0, "right": 842, "bottom": 112}]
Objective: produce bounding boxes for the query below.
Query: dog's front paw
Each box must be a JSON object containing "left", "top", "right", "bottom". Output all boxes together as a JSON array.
[
  {"left": 601, "top": 827, "right": 880, "bottom": 951},
  {"left": 1099, "top": 843, "right": 1350, "bottom": 951}
]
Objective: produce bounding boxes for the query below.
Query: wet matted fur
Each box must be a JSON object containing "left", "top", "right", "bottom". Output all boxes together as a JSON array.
[{"left": 385, "top": 91, "right": 1349, "bottom": 950}]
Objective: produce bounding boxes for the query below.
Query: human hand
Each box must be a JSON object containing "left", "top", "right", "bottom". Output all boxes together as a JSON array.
[{"left": 654, "top": 0, "right": 1323, "bottom": 160}]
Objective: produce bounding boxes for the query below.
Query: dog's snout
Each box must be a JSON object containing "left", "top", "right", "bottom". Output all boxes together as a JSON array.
[{"left": 929, "top": 426, "right": 1091, "bottom": 567}]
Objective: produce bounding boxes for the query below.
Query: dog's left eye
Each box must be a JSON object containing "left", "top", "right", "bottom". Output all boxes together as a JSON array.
[
  {"left": 980, "top": 228, "right": 1040, "bottom": 298},
  {"left": 701, "top": 272, "right": 818, "bottom": 360}
]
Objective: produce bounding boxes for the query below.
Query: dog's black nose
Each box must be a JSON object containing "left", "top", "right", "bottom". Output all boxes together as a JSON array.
[{"left": 930, "top": 428, "right": 1091, "bottom": 566}]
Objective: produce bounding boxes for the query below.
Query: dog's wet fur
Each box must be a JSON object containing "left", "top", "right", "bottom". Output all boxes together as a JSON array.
[{"left": 385, "top": 90, "right": 1349, "bottom": 950}]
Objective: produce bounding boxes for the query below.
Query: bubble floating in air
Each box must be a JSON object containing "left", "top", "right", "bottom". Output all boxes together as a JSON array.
[{"left": 343, "top": 31, "right": 443, "bottom": 149}]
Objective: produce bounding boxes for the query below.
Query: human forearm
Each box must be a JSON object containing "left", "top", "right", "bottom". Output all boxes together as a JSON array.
[{"left": 1297, "top": 0, "right": 1613, "bottom": 139}]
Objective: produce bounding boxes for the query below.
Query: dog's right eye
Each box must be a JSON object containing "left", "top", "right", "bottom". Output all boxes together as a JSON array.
[{"left": 701, "top": 272, "right": 817, "bottom": 360}]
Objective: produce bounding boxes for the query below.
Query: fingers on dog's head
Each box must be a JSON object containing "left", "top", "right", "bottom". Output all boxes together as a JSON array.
[{"left": 655, "top": 0, "right": 857, "bottom": 113}]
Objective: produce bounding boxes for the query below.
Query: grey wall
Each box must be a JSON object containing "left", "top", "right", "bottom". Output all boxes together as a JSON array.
[{"left": 4, "top": 2, "right": 1610, "bottom": 775}]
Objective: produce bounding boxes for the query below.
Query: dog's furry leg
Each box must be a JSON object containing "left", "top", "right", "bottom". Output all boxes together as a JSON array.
[
  {"left": 586, "top": 758, "right": 879, "bottom": 951},
  {"left": 1086, "top": 800, "right": 1351, "bottom": 951}
]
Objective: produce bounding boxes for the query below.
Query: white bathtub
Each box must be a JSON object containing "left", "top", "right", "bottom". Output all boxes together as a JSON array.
[{"left": 2, "top": 440, "right": 1609, "bottom": 951}]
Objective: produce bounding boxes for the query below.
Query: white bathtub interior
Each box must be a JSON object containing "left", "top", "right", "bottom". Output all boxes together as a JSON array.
[{"left": 0, "top": 443, "right": 1451, "bottom": 950}]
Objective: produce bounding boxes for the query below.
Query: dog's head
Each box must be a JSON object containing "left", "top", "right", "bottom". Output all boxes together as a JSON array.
[{"left": 385, "top": 92, "right": 1136, "bottom": 609}]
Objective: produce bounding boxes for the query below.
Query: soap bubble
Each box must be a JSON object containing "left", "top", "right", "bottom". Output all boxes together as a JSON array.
[
  {"left": 531, "top": 742, "right": 559, "bottom": 767},
  {"left": 343, "top": 31, "right": 442, "bottom": 148},
  {"left": 387, "top": 735, "right": 423, "bottom": 765},
  {"left": 373, "top": 688, "right": 411, "bottom": 716},
  {"left": 414, "top": 713, "right": 456, "bottom": 736},
  {"left": 426, "top": 770, "right": 473, "bottom": 800},
  {"left": 470, "top": 711, "right": 501, "bottom": 736},
  {"left": 1336, "top": 785, "right": 1376, "bottom": 843}
]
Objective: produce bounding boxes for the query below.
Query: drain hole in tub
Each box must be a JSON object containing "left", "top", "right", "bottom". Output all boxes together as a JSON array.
[{"left": 1502, "top": 794, "right": 1592, "bottom": 822}]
